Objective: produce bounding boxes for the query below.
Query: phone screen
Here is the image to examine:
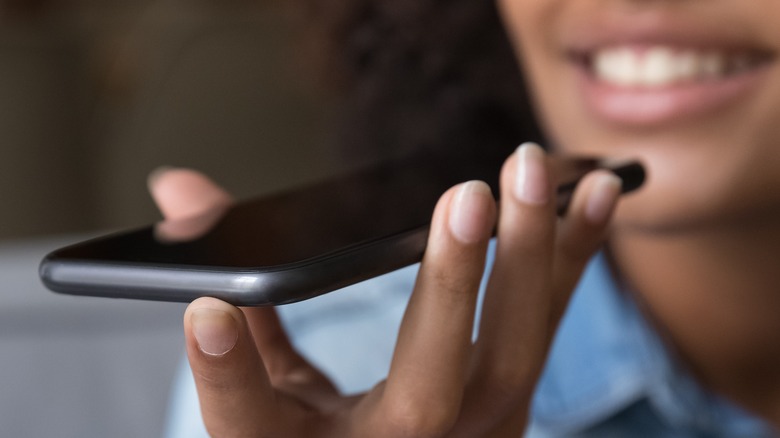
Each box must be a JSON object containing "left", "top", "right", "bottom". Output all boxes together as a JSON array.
[
  {"left": 49, "top": 151, "right": 506, "bottom": 270},
  {"left": 49, "top": 151, "right": 643, "bottom": 271}
]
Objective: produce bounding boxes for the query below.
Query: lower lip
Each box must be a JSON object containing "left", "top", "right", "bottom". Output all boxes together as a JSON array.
[{"left": 575, "top": 62, "right": 773, "bottom": 127}]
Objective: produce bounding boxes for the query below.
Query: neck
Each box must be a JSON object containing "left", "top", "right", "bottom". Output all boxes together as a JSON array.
[{"left": 609, "top": 219, "right": 780, "bottom": 426}]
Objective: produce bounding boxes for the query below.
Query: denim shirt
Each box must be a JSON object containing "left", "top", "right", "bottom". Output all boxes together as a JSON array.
[{"left": 165, "top": 242, "right": 776, "bottom": 437}]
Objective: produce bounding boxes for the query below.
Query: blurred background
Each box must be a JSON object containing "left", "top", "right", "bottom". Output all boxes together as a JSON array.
[
  {"left": 0, "top": 0, "right": 538, "bottom": 436},
  {"left": 1, "top": 0, "right": 349, "bottom": 239},
  {"left": 1, "top": 2, "right": 346, "bottom": 436}
]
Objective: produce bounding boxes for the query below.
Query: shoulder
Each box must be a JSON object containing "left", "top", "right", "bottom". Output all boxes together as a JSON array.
[{"left": 528, "top": 253, "right": 777, "bottom": 437}]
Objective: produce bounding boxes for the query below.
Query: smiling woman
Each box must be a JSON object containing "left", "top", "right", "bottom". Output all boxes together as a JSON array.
[{"left": 501, "top": 0, "right": 780, "bottom": 430}]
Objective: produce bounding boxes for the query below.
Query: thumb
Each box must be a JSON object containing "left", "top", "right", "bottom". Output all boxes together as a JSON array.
[{"left": 184, "top": 297, "right": 282, "bottom": 437}]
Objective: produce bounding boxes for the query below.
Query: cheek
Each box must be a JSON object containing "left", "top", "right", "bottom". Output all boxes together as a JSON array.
[{"left": 548, "top": 83, "right": 780, "bottom": 233}]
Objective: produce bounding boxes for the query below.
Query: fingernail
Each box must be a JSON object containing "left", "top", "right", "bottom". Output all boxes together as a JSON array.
[
  {"left": 147, "top": 166, "right": 175, "bottom": 190},
  {"left": 585, "top": 173, "right": 622, "bottom": 224},
  {"left": 191, "top": 308, "right": 239, "bottom": 357},
  {"left": 514, "top": 143, "right": 550, "bottom": 205},
  {"left": 449, "top": 181, "right": 493, "bottom": 244}
]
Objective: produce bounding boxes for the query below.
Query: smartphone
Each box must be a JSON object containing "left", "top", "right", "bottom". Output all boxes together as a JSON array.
[{"left": 40, "top": 152, "right": 643, "bottom": 306}]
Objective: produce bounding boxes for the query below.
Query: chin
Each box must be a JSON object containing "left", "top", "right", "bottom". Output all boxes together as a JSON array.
[
  {"left": 602, "top": 152, "right": 732, "bottom": 235},
  {"left": 611, "top": 192, "right": 713, "bottom": 236},
  {"left": 610, "top": 174, "right": 780, "bottom": 236}
]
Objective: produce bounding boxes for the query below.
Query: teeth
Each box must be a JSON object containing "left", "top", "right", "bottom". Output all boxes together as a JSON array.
[
  {"left": 674, "top": 51, "right": 699, "bottom": 79},
  {"left": 642, "top": 47, "right": 677, "bottom": 86},
  {"left": 700, "top": 53, "right": 725, "bottom": 78},
  {"left": 592, "top": 46, "right": 760, "bottom": 87}
]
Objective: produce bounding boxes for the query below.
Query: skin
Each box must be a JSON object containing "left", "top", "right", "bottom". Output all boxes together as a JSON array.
[
  {"left": 152, "top": 155, "right": 621, "bottom": 437},
  {"left": 150, "top": 0, "right": 780, "bottom": 435},
  {"left": 500, "top": 0, "right": 780, "bottom": 425}
]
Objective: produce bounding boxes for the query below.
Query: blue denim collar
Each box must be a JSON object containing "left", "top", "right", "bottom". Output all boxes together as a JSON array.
[{"left": 529, "top": 252, "right": 775, "bottom": 436}]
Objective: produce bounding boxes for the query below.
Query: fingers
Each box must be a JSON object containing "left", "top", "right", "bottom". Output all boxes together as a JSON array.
[
  {"left": 153, "top": 169, "right": 339, "bottom": 406},
  {"left": 171, "top": 154, "right": 622, "bottom": 438},
  {"left": 148, "top": 167, "right": 232, "bottom": 220},
  {"left": 184, "top": 297, "right": 282, "bottom": 437},
  {"left": 472, "top": 145, "right": 622, "bottom": 383},
  {"left": 242, "top": 307, "right": 339, "bottom": 401},
  {"left": 471, "top": 170, "right": 622, "bottom": 438},
  {"left": 549, "top": 170, "right": 622, "bottom": 327},
  {"left": 368, "top": 181, "right": 495, "bottom": 436},
  {"left": 155, "top": 170, "right": 281, "bottom": 432},
  {"left": 469, "top": 144, "right": 557, "bottom": 403},
  {"left": 457, "top": 144, "right": 621, "bottom": 436}
]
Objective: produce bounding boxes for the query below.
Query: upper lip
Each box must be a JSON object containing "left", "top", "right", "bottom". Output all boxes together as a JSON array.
[{"left": 561, "top": 10, "right": 776, "bottom": 57}]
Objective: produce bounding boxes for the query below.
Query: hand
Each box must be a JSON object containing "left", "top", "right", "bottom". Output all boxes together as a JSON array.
[{"left": 149, "top": 144, "right": 622, "bottom": 437}]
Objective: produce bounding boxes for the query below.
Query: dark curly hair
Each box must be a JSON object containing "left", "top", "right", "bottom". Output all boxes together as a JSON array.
[{"left": 299, "top": 0, "right": 544, "bottom": 163}]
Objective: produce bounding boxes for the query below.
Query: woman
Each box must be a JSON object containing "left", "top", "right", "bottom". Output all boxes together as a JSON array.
[{"left": 161, "top": 0, "right": 780, "bottom": 436}]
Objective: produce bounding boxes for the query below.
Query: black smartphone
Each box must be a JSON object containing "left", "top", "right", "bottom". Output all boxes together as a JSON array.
[{"left": 40, "top": 152, "right": 643, "bottom": 306}]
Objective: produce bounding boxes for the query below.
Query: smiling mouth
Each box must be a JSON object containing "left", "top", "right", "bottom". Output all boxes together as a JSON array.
[
  {"left": 565, "top": 43, "right": 777, "bottom": 126},
  {"left": 573, "top": 45, "right": 776, "bottom": 88}
]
